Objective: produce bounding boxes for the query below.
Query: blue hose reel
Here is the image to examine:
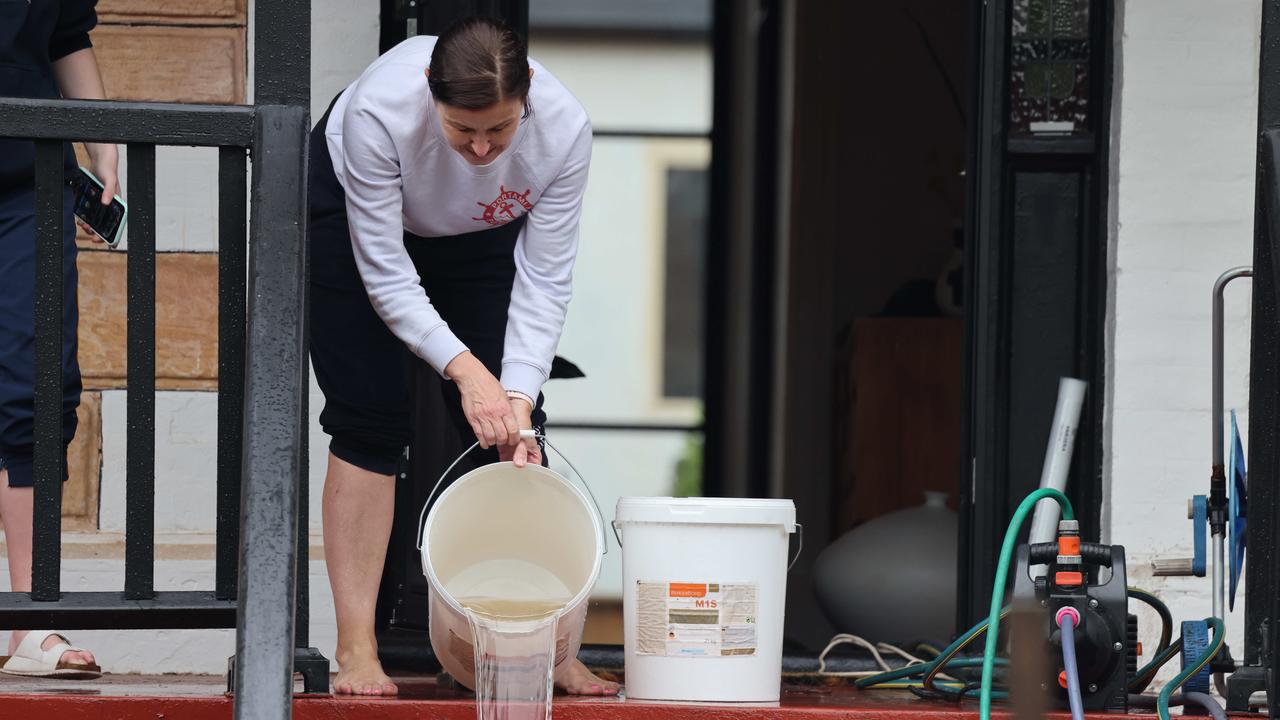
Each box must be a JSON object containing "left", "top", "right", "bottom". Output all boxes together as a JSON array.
[
  {"left": 1180, "top": 620, "right": 1213, "bottom": 695},
  {"left": 1229, "top": 410, "right": 1247, "bottom": 611}
]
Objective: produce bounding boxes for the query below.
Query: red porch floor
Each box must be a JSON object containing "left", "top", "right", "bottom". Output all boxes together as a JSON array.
[{"left": 0, "top": 673, "right": 1232, "bottom": 719}]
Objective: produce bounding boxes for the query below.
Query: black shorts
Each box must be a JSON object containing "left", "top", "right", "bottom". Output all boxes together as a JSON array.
[
  {"left": 0, "top": 185, "right": 81, "bottom": 488},
  {"left": 308, "top": 102, "right": 545, "bottom": 476}
]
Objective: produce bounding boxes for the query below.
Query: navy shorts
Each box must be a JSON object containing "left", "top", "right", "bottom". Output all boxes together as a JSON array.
[
  {"left": 308, "top": 102, "right": 545, "bottom": 476},
  {"left": 0, "top": 185, "right": 81, "bottom": 488}
]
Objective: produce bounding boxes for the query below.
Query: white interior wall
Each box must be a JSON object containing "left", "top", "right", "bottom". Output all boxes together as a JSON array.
[{"left": 526, "top": 38, "right": 711, "bottom": 132}]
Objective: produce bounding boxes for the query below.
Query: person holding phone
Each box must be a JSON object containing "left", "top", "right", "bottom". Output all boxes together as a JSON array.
[
  {"left": 0, "top": 0, "right": 118, "bottom": 678},
  {"left": 310, "top": 17, "right": 616, "bottom": 696}
]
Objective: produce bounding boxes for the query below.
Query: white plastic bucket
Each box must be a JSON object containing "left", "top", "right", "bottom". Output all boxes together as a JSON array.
[
  {"left": 418, "top": 437, "right": 607, "bottom": 690},
  {"left": 613, "top": 497, "right": 800, "bottom": 702}
]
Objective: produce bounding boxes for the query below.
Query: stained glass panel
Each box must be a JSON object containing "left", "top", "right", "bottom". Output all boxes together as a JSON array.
[{"left": 1010, "top": 0, "right": 1091, "bottom": 135}]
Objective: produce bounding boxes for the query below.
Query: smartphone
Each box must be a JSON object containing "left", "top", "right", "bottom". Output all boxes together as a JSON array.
[{"left": 67, "top": 167, "right": 127, "bottom": 248}]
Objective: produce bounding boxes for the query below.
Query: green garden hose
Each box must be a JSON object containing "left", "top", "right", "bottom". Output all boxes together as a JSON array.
[
  {"left": 979, "top": 488, "right": 1074, "bottom": 719},
  {"left": 1157, "top": 617, "right": 1224, "bottom": 720},
  {"left": 857, "top": 607, "right": 1010, "bottom": 689}
]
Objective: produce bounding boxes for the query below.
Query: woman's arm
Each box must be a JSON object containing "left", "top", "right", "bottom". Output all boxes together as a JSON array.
[
  {"left": 501, "top": 121, "right": 593, "bottom": 402},
  {"left": 496, "top": 121, "right": 591, "bottom": 466},
  {"left": 53, "top": 47, "right": 119, "bottom": 203}
]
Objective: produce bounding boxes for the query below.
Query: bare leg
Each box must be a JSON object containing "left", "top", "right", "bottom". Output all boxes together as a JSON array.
[
  {"left": 0, "top": 469, "right": 94, "bottom": 666},
  {"left": 323, "top": 452, "right": 398, "bottom": 696},
  {"left": 555, "top": 659, "right": 620, "bottom": 696}
]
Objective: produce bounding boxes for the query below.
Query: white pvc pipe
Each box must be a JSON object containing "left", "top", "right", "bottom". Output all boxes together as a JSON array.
[{"left": 1029, "top": 378, "right": 1088, "bottom": 577}]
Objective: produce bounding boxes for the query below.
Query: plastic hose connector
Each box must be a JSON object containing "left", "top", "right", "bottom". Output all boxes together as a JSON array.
[
  {"left": 1191, "top": 496, "right": 1208, "bottom": 577},
  {"left": 1056, "top": 606, "right": 1082, "bottom": 628},
  {"left": 1028, "top": 542, "right": 1113, "bottom": 567}
]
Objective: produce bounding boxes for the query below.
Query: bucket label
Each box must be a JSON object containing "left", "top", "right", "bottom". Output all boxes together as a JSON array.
[{"left": 635, "top": 581, "right": 757, "bottom": 657}]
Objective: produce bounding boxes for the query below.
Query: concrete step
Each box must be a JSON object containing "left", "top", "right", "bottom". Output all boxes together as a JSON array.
[
  {"left": 0, "top": 531, "right": 325, "bottom": 561},
  {"left": 0, "top": 674, "right": 1173, "bottom": 719}
]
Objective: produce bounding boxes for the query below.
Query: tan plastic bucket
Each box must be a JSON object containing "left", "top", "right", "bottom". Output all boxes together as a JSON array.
[{"left": 417, "top": 435, "right": 606, "bottom": 689}]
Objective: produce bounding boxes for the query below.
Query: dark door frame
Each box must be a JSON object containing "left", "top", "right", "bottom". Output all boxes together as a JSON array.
[
  {"left": 1233, "top": 1, "right": 1280, "bottom": 712},
  {"left": 703, "top": 0, "right": 789, "bottom": 501},
  {"left": 959, "top": 0, "right": 1115, "bottom": 627}
]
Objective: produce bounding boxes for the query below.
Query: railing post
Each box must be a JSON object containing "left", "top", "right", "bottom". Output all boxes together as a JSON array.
[
  {"left": 125, "top": 143, "right": 157, "bottom": 601},
  {"left": 30, "top": 140, "right": 66, "bottom": 602},
  {"left": 253, "top": 0, "right": 310, "bottom": 109},
  {"left": 232, "top": 103, "right": 309, "bottom": 720},
  {"left": 233, "top": 0, "right": 324, "bottom": 709},
  {"left": 217, "top": 146, "right": 248, "bottom": 602}
]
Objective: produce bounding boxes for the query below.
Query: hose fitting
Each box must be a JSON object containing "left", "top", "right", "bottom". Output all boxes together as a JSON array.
[
  {"left": 1056, "top": 605, "right": 1082, "bottom": 629},
  {"left": 1054, "top": 520, "right": 1084, "bottom": 586},
  {"left": 1057, "top": 519, "right": 1082, "bottom": 563}
]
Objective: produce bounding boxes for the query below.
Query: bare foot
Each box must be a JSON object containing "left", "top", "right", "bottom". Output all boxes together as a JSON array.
[
  {"left": 8, "top": 632, "right": 96, "bottom": 669},
  {"left": 554, "top": 659, "right": 620, "bottom": 696},
  {"left": 333, "top": 650, "right": 398, "bottom": 696}
]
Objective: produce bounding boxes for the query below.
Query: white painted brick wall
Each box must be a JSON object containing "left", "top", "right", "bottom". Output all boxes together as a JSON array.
[
  {"left": 310, "top": 0, "right": 380, "bottom": 121},
  {"left": 100, "top": 383, "right": 327, "bottom": 536},
  {"left": 1108, "top": 0, "right": 1260, "bottom": 684},
  {"left": 101, "top": 391, "right": 220, "bottom": 534},
  {"left": 111, "top": 148, "right": 222, "bottom": 253}
]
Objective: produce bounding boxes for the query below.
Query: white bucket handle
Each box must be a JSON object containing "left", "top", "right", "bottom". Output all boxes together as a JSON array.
[
  {"left": 612, "top": 519, "right": 805, "bottom": 572},
  {"left": 415, "top": 429, "right": 609, "bottom": 555},
  {"left": 790, "top": 523, "right": 803, "bottom": 571}
]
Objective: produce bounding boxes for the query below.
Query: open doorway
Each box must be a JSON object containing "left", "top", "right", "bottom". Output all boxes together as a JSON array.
[
  {"left": 781, "top": 0, "right": 969, "bottom": 651},
  {"left": 782, "top": 0, "right": 1113, "bottom": 651},
  {"left": 823, "top": 3, "right": 968, "bottom": 554}
]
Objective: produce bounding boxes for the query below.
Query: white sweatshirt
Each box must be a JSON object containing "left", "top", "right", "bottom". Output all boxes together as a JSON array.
[{"left": 325, "top": 35, "right": 592, "bottom": 402}]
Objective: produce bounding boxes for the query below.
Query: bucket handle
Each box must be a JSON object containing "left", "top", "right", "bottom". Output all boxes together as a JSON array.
[
  {"left": 416, "top": 429, "right": 609, "bottom": 556},
  {"left": 611, "top": 520, "right": 805, "bottom": 572}
]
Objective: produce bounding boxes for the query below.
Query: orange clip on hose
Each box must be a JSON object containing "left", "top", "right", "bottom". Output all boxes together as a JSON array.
[{"left": 1058, "top": 535, "right": 1080, "bottom": 557}]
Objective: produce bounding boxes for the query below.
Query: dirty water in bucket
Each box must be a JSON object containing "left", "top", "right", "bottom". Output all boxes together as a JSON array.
[
  {"left": 423, "top": 455, "right": 605, "bottom": 719},
  {"left": 454, "top": 559, "right": 573, "bottom": 720}
]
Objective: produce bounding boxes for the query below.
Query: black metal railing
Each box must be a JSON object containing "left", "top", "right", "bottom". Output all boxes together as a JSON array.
[
  {"left": 0, "top": 2, "right": 317, "bottom": 718},
  {"left": 3, "top": 100, "right": 255, "bottom": 628}
]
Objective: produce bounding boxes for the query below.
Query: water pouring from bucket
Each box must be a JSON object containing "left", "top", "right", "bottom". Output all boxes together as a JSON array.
[{"left": 418, "top": 432, "right": 608, "bottom": 718}]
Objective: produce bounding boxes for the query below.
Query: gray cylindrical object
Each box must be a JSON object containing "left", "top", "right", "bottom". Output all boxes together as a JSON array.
[
  {"left": 1210, "top": 267, "right": 1250, "bottom": 622},
  {"left": 1029, "top": 378, "right": 1087, "bottom": 546},
  {"left": 1212, "top": 267, "right": 1251, "bottom": 469},
  {"left": 813, "top": 491, "right": 957, "bottom": 643},
  {"left": 1029, "top": 377, "right": 1087, "bottom": 578}
]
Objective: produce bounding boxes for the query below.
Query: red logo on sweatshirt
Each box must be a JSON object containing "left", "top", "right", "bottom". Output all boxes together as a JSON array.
[{"left": 473, "top": 186, "right": 533, "bottom": 226}]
